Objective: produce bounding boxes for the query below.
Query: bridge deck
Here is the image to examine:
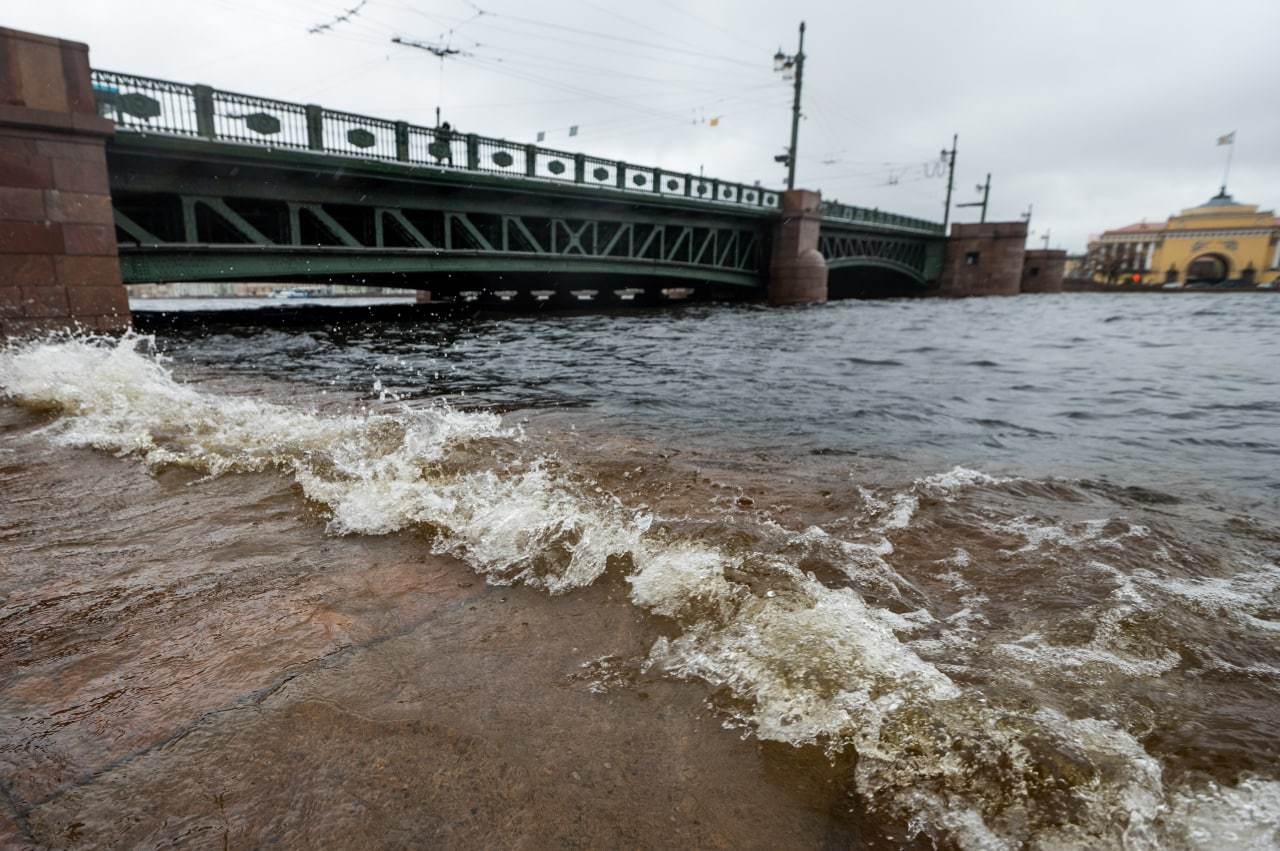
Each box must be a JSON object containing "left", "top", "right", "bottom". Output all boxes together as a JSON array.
[{"left": 95, "top": 70, "right": 943, "bottom": 290}]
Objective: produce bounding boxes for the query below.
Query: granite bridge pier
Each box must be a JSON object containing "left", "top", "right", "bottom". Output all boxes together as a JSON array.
[{"left": 0, "top": 26, "right": 1064, "bottom": 335}]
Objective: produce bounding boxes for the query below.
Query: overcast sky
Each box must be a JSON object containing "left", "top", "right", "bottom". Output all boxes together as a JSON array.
[{"left": 10, "top": 0, "right": 1278, "bottom": 250}]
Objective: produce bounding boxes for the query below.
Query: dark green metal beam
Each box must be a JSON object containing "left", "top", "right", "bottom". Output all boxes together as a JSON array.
[
  {"left": 117, "top": 246, "right": 764, "bottom": 288},
  {"left": 824, "top": 256, "right": 928, "bottom": 284}
]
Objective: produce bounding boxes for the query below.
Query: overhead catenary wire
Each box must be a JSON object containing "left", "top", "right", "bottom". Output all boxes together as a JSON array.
[
  {"left": 455, "top": 54, "right": 785, "bottom": 127},
  {"left": 307, "top": 0, "right": 370, "bottom": 34},
  {"left": 282, "top": 1, "right": 780, "bottom": 91},
  {"left": 577, "top": 0, "right": 723, "bottom": 55},
  {"left": 295, "top": 2, "right": 786, "bottom": 126},
  {"left": 653, "top": 0, "right": 772, "bottom": 52},
  {"left": 192, "top": 0, "right": 948, "bottom": 199},
  {"left": 372, "top": 0, "right": 770, "bottom": 70}
]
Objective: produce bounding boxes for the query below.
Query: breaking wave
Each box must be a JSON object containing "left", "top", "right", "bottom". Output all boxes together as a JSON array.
[{"left": 3, "top": 334, "right": 1277, "bottom": 849}]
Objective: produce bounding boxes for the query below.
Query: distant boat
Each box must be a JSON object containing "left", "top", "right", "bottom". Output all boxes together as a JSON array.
[{"left": 268, "top": 288, "right": 314, "bottom": 299}]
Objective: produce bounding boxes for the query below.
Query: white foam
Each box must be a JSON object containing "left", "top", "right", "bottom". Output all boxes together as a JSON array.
[
  {"left": 1134, "top": 561, "right": 1280, "bottom": 636},
  {"left": 1162, "top": 776, "right": 1280, "bottom": 850},
  {"left": 643, "top": 570, "right": 960, "bottom": 748},
  {"left": 626, "top": 543, "right": 732, "bottom": 617},
  {"left": 0, "top": 334, "right": 642, "bottom": 593},
  {"left": 993, "top": 564, "right": 1181, "bottom": 679},
  {"left": 855, "top": 466, "right": 1007, "bottom": 535},
  {"left": 916, "top": 465, "right": 1010, "bottom": 494},
  {"left": 880, "top": 492, "right": 919, "bottom": 530}
]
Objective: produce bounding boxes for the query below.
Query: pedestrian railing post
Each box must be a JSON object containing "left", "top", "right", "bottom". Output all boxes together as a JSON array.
[
  {"left": 616, "top": 162, "right": 626, "bottom": 190},
  {"left": 193, "top": 84, "right": 216, "bottom": 139},
  {"left": 653, "top": 168, "right": 662, "bottom": 194},
  {"left": 525, "top": 144, "right": 537, "bottom": 177},
  {"left": 466, "top": 134, "right": 479, "bottom": 170},
  {"left": 394, "top": 121, "right": 409, "bottom": 162},
  {"left": 305, "top": 105, "right": 324, "bottom": 151},
  {"left": 573, "top": 153, "right": 585, "bottom": 183}
]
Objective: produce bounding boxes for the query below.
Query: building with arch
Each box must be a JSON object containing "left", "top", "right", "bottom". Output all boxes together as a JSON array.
[{"left": 1085, "top": 191, "right": 1280, "bottom": 286}]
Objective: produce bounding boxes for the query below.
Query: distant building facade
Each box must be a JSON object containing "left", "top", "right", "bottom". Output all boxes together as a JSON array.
[{"left": 1085, "top": 191, "right": 1280, "bottom": 286}]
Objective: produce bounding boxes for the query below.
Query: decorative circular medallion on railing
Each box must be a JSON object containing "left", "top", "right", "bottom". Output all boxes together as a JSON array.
[
  {"left": 721, "top": 186, "right": 735, "bottom": 201},
  {"left": 118, "top": 92, "right": 161, "bottom": 120},
  {"left": 492, "top": 150, "right": 514, "bottom": 168},
  {"left": 666, "top": 178, "right": 679, "bottom": 191},
  {"left": 592, "top": 166, "right": 609, "bottom": 181},
  {"left": 744, "top": 190, "right": 757, "bottom": 203},
  {"left": 347, "top": 128, "right": 376, "bottom": 148},
  {"left": 632, "top": 173, "right": 647, "bottom": 187},
  {"left": 695, "top": 183, "right": 708, "bottom": 196},
  {"left": 242, "top": 112, "right": 281, "bottom": 135},
  {"left": 546, "top": 160, "right": 566, "bottom": 175}
]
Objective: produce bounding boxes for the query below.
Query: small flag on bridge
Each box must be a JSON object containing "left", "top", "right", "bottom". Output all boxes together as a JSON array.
[
  {"left": 536, "top": 131, "right": 545, "bottom": 142},
  {"left": 1217, "top": 131, "right": 1235, "bottom": 146},
  {"left": 569, "top": 125, "right": 579, "bottom": 137},
  {"left": 709, "top": 116, "right": 720, "bottom": 127}
]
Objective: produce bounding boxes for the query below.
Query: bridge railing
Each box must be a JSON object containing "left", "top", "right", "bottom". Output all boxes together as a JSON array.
[
  {"left": 820, "top": 200, "right": 944, "bottom": 235},
  {"left": 90, "top": 69, "right": 782, "bottom": 212}
]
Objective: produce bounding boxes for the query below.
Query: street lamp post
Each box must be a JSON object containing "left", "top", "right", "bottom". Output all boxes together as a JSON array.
[
  {"left": 940, "top": 133, "right": 958, "bottom": 233},
  {"left": 955, "top": 172, "right": 991, "bottom": 222},
  {"left": 773, "top": 22, "right": 806, "bottom": 191}
]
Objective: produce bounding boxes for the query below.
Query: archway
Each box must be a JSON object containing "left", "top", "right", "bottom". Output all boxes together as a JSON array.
[
  {"left": 1186, "top": 253, "right": 1230, "bottom": 283},
  {"left": 826, "top": 261, "right": 928, "bottom": 299}
]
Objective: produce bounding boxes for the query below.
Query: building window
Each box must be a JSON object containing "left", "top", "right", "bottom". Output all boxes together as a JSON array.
[
  {"left": 965, "top": 251, "right": 980, "bottom": 266},
  {"left": 1028, "top": 266, "right": 1040, "bottom": 277}
]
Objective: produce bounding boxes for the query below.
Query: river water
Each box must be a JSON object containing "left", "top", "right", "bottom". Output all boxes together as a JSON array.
[{"left": 2, "top": 293, "right": 1278, "bottom": 849}]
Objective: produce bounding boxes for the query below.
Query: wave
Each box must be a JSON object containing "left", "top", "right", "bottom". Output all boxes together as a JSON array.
[
  {"left": 3, "top": 334, "right": 1277, "bottom": 850},
  {"left": 845, "top": 356, "right": 904, "bottom": 367}
]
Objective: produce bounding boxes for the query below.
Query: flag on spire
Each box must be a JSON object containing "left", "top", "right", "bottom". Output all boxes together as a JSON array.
[{"left": 1217, "top": 131, "right": 1235, "bottom": 146}]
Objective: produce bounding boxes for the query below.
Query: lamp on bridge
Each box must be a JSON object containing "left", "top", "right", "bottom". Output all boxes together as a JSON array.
[{"left": 772, "top": 22, "right": 806, "bottom": 191}]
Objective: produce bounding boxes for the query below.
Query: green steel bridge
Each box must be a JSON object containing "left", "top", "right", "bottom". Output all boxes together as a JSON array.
[{"left": 94, "top": 70, "right": 945, "bottom": 300}]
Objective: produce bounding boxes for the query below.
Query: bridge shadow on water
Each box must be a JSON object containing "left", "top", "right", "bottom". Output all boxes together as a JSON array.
[
  {"left": 128, "top": 272, "right": 742, "bottom": 334},
  {"left": 129, "top": 266, "right": 930, "bottom": 335},
  {"left": 827, "top": 265, "right": 931, "bottom": 300}
]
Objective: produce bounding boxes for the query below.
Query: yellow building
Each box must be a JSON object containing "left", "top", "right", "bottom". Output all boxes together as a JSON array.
[{"left": 1087, "top": 190, "right": 1280, "bottom": 286}]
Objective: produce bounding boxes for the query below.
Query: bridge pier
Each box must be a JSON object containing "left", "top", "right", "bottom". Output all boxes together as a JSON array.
[
  {"left": 1021, "top": 249, "right": 1067, "bottom": 293},
  {"left": 768, "top": 189, "right": 828, "bottom": 305},
  {"left": 0, "top": 27, "right": 129, "bottom": 336},
  {"left": 937, "top": 221, "right": 1029, "bottom": 297}
]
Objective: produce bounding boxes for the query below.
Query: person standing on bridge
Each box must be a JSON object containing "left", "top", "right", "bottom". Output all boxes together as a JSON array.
[{"left": 430, "top": 121, "right": 455, "bottom": 166}]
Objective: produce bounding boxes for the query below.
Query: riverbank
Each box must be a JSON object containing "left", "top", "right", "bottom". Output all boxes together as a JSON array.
[{"left": 1062, "top": 277, "right": 1278, "bottom": 293}]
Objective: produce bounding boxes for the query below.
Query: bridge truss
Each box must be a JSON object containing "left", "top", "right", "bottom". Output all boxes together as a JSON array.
[
  {"left": 111, "top": 182, "right": 765, "bottom": 287},
  {"left": 817, "top": 229, "right": 941, "bottom": 283}
]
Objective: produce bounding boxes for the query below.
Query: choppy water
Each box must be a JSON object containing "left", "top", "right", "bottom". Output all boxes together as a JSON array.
[{"left": 2, "top": 293, "right": 1279, "bottom": 849}]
